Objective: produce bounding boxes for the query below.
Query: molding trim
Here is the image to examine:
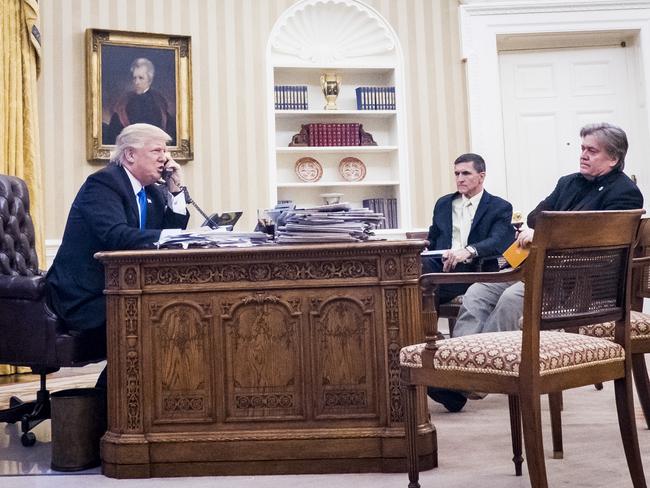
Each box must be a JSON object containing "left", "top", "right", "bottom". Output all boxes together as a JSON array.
[
  {"left": 45, "top": 239, "right": 61, "bottom": 270},
  {"left": 269, "top": 0, "right": 396, "bottom": 65},
  {"left": 460, "top": 0, "right": 650, "bottom": 16}
]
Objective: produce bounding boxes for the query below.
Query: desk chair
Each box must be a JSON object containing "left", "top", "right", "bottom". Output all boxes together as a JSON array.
[
  {"left": 400, "top": 210, "right": 646, "bottom": 488},
  {"left": 0, "top": 174, "right": 105, "bottom": 446}
]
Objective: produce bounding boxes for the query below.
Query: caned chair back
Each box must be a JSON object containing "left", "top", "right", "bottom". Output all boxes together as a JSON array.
[
  {"left": 521, "top": 210, "right": 642, "bottom": 373},
  {"left": 633, "top": 218, "right": 650, "bottom": 304}
]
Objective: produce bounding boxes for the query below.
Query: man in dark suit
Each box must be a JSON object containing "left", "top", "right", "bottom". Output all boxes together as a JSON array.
[
  {"left": 46, "top": 123, "right": 189, "bottom": 365},
  {"left": 434, "top": 122, "right": 644, "bottom": 413},
  {"left": 423, "top": 153, "right": 515, "bottom": 305}
]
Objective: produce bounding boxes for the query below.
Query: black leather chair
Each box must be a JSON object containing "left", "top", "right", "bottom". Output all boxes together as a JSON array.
[{"left": 0, "top": 174, "right": 105, "bottom": 446}]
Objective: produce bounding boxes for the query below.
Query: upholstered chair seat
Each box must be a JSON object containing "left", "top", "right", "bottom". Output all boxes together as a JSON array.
[
  {"left": 400, "top": 331, "right": 623, "bottom": 376},
  {"left": 578, "top": 310, "right": 650, "bottom": 340}
]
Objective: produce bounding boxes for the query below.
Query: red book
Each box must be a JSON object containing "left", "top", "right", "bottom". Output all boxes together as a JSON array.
[{"left": 308, "top": 123, "right": 315, "bottom": 146}]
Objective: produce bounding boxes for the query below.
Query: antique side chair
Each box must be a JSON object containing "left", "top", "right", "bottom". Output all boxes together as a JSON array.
[
  {"left": 400, "top": 210, "right": 646, "bottom": 488},
  {"left": 547, "top": 218, "right": 650, "bottom": 457}
]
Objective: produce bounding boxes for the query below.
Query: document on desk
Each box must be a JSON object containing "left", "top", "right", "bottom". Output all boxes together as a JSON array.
[
  {"left": 155, "top": 228, "right": 270, "bottom": 249},
  {"left": 420, "top": 249, "right": 446, "bottom": 257}
]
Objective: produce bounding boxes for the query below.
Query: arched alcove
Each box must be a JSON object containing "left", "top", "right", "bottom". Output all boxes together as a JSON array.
[{"left": 266, "top": 0, "right": 411, "bottom": 232}]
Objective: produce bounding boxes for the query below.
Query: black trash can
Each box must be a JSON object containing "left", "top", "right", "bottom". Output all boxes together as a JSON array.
[{"left": 50, "top": 387, "right": 106, "bottom": 471}]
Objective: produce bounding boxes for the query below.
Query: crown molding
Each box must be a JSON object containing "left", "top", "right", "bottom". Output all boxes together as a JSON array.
[{"left": 460, "top": 0, "right": 650, "bottom": 16}]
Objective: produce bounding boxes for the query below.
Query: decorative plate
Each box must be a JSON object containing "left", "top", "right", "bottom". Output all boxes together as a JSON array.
[
  {"left": 295, "top": 157, "right": 323, "bottom": 182},
  {"left": 338, "top": 157, "right": 366, "bottom": 182}
]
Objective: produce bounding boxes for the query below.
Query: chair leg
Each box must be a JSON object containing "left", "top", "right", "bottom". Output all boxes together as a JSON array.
[
  {"left": 520, "top": 392, "right": 548, "bottom": 488},
  {"left": 448, "top": 317, "right": 457, "bottom": 338},
  {"left": 402, "top": 383, "right": 421, "bottom": 488},
  {"left": 0, "top": 373, "right": 51, "bottom": 447},
  {"left": 614, "top": 376, "right": 647, "bottom": 487},
  {"left": 631, "top": 354, "right": 650, "bottom": 430},
  {"left": 595, "top": 382, "right": 604, "bottom": 390},
  {"left": 0, "top": 397, "right": 36, "bottom": 424},
  {"left": 508, "top": 394, "right": 523, "bottom": 476},
  {"left": 548, "top": 392, "right": 563, "bottom": 459}
]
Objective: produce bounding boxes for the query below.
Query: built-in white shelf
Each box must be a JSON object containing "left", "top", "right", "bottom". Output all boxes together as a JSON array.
[
  {"left": 275, "top": 110, "right": 397, "bottom": 119},
  {"left": 267, "top": 0, "right": 409, "bottom": 229},
  {"left": 278, "top": 180, "right": 400, "bottom": 188},
  {"left": 277, "top": 145, "right": 398, "bottom": 154}
]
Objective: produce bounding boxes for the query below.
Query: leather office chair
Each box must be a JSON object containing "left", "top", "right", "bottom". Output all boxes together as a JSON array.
[
  {"left": 401, "top": 210, "right": 647, "bottom": 488},
  {"left": 0, "top": 174, "right": 105, "bottom": 446}
]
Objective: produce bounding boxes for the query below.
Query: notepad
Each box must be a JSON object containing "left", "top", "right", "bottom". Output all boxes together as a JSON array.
[{"left": 502, "top": 241, "right": 530, "bottom": 268}]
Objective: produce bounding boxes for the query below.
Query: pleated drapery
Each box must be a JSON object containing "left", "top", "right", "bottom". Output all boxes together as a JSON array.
[{"left": 0, "top": 0, "right": 43, "bottom": 376}]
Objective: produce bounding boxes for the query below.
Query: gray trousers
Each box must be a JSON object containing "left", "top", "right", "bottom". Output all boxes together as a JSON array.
[{"left": 451, "top": 281, "right": 524, "bottom": 337}]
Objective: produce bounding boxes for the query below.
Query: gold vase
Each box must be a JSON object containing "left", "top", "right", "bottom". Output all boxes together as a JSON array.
[{"left": 320, "top": 73, "right": 342, "bottom": 110}]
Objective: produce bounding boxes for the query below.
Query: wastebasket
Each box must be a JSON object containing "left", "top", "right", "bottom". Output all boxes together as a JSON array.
[{"left": 50, "top": 387, "right": 106, "bottom": 471}]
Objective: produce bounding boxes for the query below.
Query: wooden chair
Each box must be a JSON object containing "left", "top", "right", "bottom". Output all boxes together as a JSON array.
[
  {"left": 400, "top": 210, "right": 647, "bottom": 488},
  {"left": 548, "top": 218, "right": 650, "bottom": 457}
]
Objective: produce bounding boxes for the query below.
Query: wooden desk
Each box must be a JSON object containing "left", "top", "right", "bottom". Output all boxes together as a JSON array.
[{"left": 96, "top": 241, "right": 436, "bottom": 478}]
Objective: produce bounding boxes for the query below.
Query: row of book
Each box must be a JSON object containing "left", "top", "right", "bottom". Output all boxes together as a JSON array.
[
  {"left": 356, "top": 86, "right": 396, "bottom": 110},
  {"left": 275, "top": 85, "right": 308, "bottom": 110},
  {"left": 362, "top": 198, "right": 398, "bottom": 229},
  {"left": 307, "top": 123, "right": 361, "bottom": 146}
]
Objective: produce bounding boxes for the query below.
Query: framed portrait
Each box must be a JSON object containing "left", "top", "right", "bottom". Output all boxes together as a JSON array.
[{"left": 85, "top": 29, "right": 193, "bottom": 161}]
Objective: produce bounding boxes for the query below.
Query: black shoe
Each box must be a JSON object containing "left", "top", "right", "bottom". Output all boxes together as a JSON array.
[{"left": 427, "top": 387, "right": 467, "bottom": 412}]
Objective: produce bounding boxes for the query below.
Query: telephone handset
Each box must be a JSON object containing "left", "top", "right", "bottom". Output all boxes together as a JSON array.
[
  {"left": 159, "top": 165, "right": 220, "bottom": 229},
  {"left": 159, "top": 167, "right": 174, "bottom": 185}
]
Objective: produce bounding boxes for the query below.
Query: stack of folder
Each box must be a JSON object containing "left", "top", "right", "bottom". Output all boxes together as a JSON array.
[{"left": 275, "top": 203, "right": 384, "bottom": 244}]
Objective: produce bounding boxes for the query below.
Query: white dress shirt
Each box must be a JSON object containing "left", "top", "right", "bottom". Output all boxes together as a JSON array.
[{"left": 451, "top": 190, "right": 483, "bottom": 250}]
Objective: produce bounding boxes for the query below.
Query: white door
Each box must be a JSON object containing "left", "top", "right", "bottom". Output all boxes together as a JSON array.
[{"left": 499, "top": 45, "right": 646, "bottom": 218}]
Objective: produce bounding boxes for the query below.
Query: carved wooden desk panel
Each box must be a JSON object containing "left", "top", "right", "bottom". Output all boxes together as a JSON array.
[{"left": 96, "top": 241, "right": 436, "bottom": 478}]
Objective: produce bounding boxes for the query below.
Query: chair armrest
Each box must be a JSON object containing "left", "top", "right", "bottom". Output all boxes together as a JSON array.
[
  {"left": 632, "top": 256, "right": 650, "bottom": 267},
  {"left": 419, "top": 265, "right": 524, "bottom": 288},
  {"left": 0, "top": 274, "right": 46, "bottom": 300}
]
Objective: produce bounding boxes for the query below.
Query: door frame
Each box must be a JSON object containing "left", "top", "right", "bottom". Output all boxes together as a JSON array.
[{"left": 459, "top": 0, "right": 650, "bottom": 197}]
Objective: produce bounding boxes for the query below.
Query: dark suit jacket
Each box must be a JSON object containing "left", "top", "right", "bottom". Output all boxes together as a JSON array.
[
  {"left": 527, "top": 170, "right": 643, "bottom": 228},
  {"left": 46, "top": 163, "right": 190, "bottom": 331},
  {"left": 426, "top": 190, "right": 515, "bottom": 271},
  {"left": 423, "top": 191, "right": 514, "bottom": 304}
]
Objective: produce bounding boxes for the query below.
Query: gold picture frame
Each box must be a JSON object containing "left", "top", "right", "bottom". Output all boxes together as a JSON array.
[{"left": 85, "top": 29, "right": 193, "bottom": 161}]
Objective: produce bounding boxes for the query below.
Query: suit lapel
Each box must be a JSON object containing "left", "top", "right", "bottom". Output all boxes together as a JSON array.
[
  {"left": 113, "top": 164, "right": 140, "bottom": 227},
  {"left": 442, "top": 194, "right": 456, "bottom": 245}
]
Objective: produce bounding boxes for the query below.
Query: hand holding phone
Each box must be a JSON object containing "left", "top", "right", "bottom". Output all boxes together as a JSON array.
[{"left": 161, "top": 153, "right": 183, "bottom": 192}]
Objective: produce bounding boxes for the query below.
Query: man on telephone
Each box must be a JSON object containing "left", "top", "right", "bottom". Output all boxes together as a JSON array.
[{"left": 46, "top": 123, "right": 190, "bottom": 386}]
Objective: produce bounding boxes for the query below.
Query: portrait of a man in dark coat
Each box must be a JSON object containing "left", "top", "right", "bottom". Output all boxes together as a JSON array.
[{"left": 101, "top": 45, "right": 177, "bottom": 145}]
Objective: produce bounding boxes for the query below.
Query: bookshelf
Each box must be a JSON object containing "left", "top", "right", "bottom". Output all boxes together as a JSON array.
[{"left": 267, "top": 0, "right": 410, "bottom": 231}]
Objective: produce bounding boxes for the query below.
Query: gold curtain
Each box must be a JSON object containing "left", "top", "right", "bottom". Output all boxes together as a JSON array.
[{"left": 0, "top": 0, "right": 43, "bottom": 376}]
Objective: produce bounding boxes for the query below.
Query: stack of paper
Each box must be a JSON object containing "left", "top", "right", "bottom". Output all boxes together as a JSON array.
[
  {"left": 155, "top": 228, "right": 270, "bottom": 249},
  {"left": 275, "top": 203, "right": 384, "bottom": 244}
]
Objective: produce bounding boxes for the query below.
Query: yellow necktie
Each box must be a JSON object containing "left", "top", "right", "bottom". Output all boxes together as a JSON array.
[{"left": 460, "top": 200, "right": 472, "bottom": 247}]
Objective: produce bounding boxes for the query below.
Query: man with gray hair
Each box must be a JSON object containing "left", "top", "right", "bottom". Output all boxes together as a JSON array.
[
  {"left": 46, "top": 124, "right": 189, "bottom": 387},
  {"left": 105, "top": 57, "right": 176, "bottom": 145},
  {"left": 431, "top": 122, "right": 644, "bottom": 412}
]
